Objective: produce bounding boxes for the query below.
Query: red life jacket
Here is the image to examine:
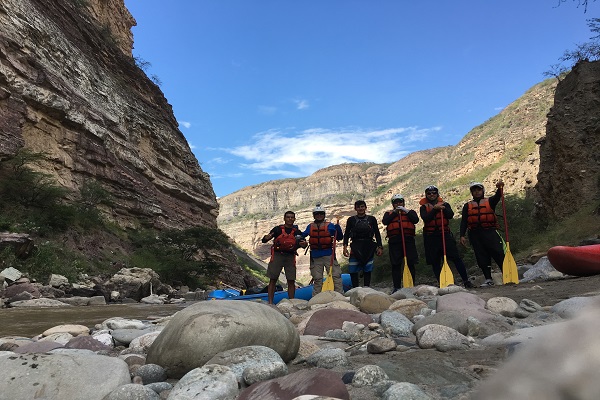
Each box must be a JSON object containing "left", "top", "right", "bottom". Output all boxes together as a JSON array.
[
  {"left": 419, "top": 197, "right": 449, "bottom": 233},
  {"left": 273, "top": 225, "right": 298, "bottom": 253},
  {"left": 309, "top": 222, "right": 333, "bottom": 250},
  {"left": 467, "top": 198, "right": 499, "bottom": 229},
  {"left": 385, "top": 211, "right": 416, "bottom": 237}
]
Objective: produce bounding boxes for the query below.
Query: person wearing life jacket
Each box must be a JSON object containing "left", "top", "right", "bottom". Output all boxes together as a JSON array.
[
  {"left": 343, "top": 200, "right": 383, "bottom": 288},
  {"left": 459, "top": 180, "right": 505, "bottom": 287},
  {"left": 382, "top": 194, "right": 419, "bottom": 292},
  {"left": 419, "top": 185, "right": 473, "bottom": 288},
  {"left": 261, "top": 210, "right": 307, "bottom": 304},
  {"left": 301, "top": 203, "right": 344, "bottom": 295}
]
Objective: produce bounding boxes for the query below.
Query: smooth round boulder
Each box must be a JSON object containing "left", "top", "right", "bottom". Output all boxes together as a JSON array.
[{"left": 146, "top": 300, "right": 299, "bottom": 378}]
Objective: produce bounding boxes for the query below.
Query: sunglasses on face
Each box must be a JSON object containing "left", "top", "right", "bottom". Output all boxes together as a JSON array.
[
  {"left": 426, "top": 191, "right": 438, "bottom": 195},
  {"left": 314, "top": 212, "right": 325, "bottom": 215}
]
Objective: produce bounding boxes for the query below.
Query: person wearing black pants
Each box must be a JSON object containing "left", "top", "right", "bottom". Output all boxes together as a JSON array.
[
  {"left": 382, "top": 194, "right": 419, "bottom": 292},
  {"left": 419, "top": 185, "right": 473, "bottom": 288},
  {"left": 460, "top": 181, "right": 505, "bottom": 287}
]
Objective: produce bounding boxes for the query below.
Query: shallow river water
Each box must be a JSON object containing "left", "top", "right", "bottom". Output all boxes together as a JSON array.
[{"left": 0, "top": 303, "right": 188, "bottom": 338}]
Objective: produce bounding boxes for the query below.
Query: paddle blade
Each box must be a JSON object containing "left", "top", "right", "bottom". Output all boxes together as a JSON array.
[
  {"left": 439, "top": 256, "right": 454, "bottom": 288},
  {"left": 321, "top": 266, "right": 335, "bottom": 292},
  {"left": 502, "top": 242, "right": 519, "bottom": 284},
  {"left": 402, "top": 258, "right": 414, "bottom": 288}
]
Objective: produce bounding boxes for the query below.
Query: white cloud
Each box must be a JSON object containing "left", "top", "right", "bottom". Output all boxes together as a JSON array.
[
  {"left": 293, "top": 99, "right": 309, "bottom": 110},
  {"left": 179, "top": 121, "right": 191, "bottom": 129},
  {"left": 223, "top": 126, "right": 435, "bottom": 177}
]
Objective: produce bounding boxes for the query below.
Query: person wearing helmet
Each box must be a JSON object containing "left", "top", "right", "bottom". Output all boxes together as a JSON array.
[
  {"left": 382, "top": 194, "right": 419, "bottom": 292},
  {"left": 343, "top": 200, "right": 383, "bottom": 288},
  {"left": 261, "top": 210, "right": 307, "bottom": 304},
  {"left": 302, "top": 203, "right": 344, "bottom": 295},
  {"left": 419, "top": 185, "right": 472, "bottom": 288},
  {"left": 459, "top": 180, "right": 505, "bottom": 287}
]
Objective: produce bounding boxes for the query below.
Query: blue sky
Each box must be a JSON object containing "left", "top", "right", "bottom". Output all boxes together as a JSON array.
[{"left": 123, "top": 0, "right": 595, "bottom": 198}]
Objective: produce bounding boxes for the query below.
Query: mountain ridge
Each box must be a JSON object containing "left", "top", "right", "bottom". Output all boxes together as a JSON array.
[{"left": 217, "top": 78, "right": 558, "bottom": 282}]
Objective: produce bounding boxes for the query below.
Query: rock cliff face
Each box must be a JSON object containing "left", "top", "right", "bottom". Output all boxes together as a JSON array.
[
  {"left": 218, "top": 79, "right": 557, "bottom": 281},
  {"left": 536, "top": 60, "right": 600, "bottom": 219},
  {"left": 0, "top": 0, "right": 218, "bottom": 229}
]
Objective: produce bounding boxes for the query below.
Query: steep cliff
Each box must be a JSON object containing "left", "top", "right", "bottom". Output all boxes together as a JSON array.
[
  {"left": 218, "top": 79, "right": 557, "bottom": 281},
  {"left": 0, "top": 0, "right": 218, "bottom": 229},
  {"left": 536, "top": 60, "right": 600, "bottom": 219}
]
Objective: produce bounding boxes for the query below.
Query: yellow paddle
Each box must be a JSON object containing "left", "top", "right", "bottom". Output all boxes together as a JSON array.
[
  {"left": 501, "top": 190, "right": 519, "bottom": 284},
  {"left": 399, "top": 211, "right": 414, "bottom": 288},
  {"left": 439, "top": 209, "right": 454, "bottom": 288},
  {"left": 321, "top": 217, "right": 339, "bottom": 292}
]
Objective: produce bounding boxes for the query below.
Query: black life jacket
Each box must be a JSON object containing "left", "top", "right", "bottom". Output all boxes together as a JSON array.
[{"left": 352, "top": 217, "right": 373, "bottom": 240}]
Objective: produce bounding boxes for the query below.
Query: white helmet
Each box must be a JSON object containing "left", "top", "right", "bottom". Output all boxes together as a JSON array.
[
  {"left": 313, "top": 203, "right": 326, "bottom": 214},
  {"left": 391, "top": 194, "right": 404, "bottom": 203},
  {"left": 469, "top": 182, "right": 484, "bottom": 191}
]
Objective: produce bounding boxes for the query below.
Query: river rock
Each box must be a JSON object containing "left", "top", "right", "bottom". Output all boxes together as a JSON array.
[
  {"left": 486, "top": 297, "right": 519, "bottom": 317},
  {"left": 0, "top": 353, "right": 130, "bottom": 399},
  {"left": 135, "top": 363, "right": 167, "bottom": 384},
  {"left": 43, "top": 324, "right": 90, "bottom": 337},
  {"left": 65, "top": 335, "right": 113, "bottom": 351},
  {"left": 389, "top": 298, "right": 429, "bottom": 319},
  {"left": 48, "top": 274, "right": 69, "bottom": 287},
  {"left": 412, "top": 310, "right": 469, "bottom": 335},
  {"left": 550, "top": 296, "right": 600, "bottom": 319},
  {"left": 167, "top": 364, "right": 239, "bottom": 400},
  {"left": 104, "top": 267, "right": 163, "bottom": 302},
  {"left": 206, "top": 345, "right": 287, "bottom": 387},
  {"left": 8, "top": 298, "right": 70, "bottom": 307},
  {"left": 0, "top": 267, "right": 22, "bottom": 282},
  {"left": 13, "top": 340, "right": 64, "bottom": 354},
  {"left": 3, "top": 282, "right": 41, "bottom": 299},
  {"left": 103, "top": 383, "right": 161, "bottom": 400},
  {"left": 436, "top": 291, "right": 496, "bottom": 322},
  {"left": 237, "top": 368, "right": 350, "bottom": 400},
  {"left": 146, "top": 300, "right": 299, "bottom": 378},
  {"left": 473, "top": 305, "right": 600, "bottom": 399},
  {"left": 303, "top": 308, "right": 372, "bottom": 336}
]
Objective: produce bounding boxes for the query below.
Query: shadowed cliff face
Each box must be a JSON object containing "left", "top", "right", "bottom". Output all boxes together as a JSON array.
[
  {"left": 536, "top": 60, "right": 600, "bottom": 219},
  {"left": 0, "top": 0, "right": 218, "bottom": 229}
]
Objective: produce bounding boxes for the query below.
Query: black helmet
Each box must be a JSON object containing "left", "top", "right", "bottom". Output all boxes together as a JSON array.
[{"left": 425, "top": 185, "right": 438, "bottom": 194}]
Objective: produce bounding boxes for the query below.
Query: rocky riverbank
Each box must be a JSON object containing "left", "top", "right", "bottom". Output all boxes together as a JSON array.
[{"left": 1, "top": 258, "right": 600, "bottom": 399}]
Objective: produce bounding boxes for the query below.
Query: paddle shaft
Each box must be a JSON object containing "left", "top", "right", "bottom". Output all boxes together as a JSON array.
[
  {"left": 399, "top": 210, "right": 413, "bottom": 287},
  {"left": 440, "top": 208, "right": 447, "bottom": 258},
  {"left": 330, "top": 218, "right": 339, "bottom": 269},
  {"left": 501, "top": 189, "right": 510, "bottom": 242}
]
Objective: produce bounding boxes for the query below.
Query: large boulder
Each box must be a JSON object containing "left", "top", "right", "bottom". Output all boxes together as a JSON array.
[
  {"left": 103, "top": 268, "right": 163, "bottom": 301},
  {"left": 146, "top": 300, "right": 300, "bottom": 378}
]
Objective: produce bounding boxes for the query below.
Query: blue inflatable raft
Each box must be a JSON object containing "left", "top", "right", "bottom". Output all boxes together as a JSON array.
[{"left": 208, "top": 273, "right": 353, "bottom": 304}]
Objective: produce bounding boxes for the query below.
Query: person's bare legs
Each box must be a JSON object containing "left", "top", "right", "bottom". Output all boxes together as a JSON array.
[
  {"left": 268, "top": 278, "right": 277, "bottom": 304},
  {"left": 287, "top": 280, "right": 295, "bottom": 299}
]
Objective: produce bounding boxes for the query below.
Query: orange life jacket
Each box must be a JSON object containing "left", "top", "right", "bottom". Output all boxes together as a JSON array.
[
  {"left": 385, "top": 212, "right": 416, "bottom": 237},
  {"left": 419, "top": 197, "right": 449, "bottom": 233},
  {"left": 273, "top": 225, "right": 298, "bottom": 253},
  {"left": 309, "top": 222, "right": 333, "bottom": 250},
  {"left": 466, "top": 198, "right": 499, "bottom": 229}
]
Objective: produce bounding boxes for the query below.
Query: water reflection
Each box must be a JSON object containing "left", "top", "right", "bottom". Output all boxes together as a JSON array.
[{"left": 0, "top": 303, "right": 189, "bottom": 337}]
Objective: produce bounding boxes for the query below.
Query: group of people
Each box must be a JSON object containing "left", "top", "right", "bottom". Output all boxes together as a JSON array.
[{"left": 261, "top": 181, "right": 506, "bottom": 304}]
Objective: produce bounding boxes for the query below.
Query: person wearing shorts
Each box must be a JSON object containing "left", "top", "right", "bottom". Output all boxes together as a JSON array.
[{"left": 262, "top": 210, "right": 306, "bottom": 304}]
